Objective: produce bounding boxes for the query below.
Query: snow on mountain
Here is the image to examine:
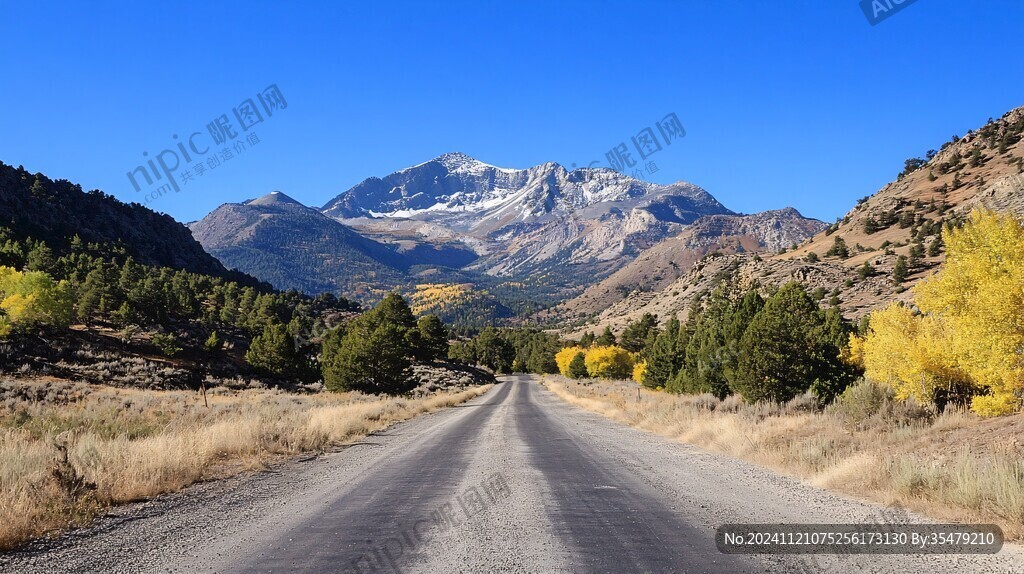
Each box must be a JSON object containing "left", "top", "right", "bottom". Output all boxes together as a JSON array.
[{"left": 321, "top": 152, "right": 730, "bottom": 234}]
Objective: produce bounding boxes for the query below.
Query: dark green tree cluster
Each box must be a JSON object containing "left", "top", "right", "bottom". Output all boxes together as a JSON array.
[
  {"left": 447, "top": 326, "right": 560, "bottom": 374},
  {"left": 667, "top": 288, "right": 763, "bottom": 398},
  {"left": 731, "top": 284, "right": 857, "bottom": 403},
  {"left": 321, "top": 293, "right": 449, "bottom": 395},
  {"left": 0, "top": 225, "right": 358, "bottom": 382},
  {"left": 645, "top": 284, "right": 860, "bottom": 404},
  {"left": 619, "top": 313, "right": 658, "bottom": 354}
]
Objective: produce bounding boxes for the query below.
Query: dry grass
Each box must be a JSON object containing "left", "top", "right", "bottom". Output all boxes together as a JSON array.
[
  {"left": 0, "top": 377, "right": 491, "bottom": 550},
  {"left": 543, "top": 376, "right": 1024, "bottom": 540}
]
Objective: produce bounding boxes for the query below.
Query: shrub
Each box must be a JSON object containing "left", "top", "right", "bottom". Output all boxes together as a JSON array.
[
  {"left": 827, "top": 378, "right": 933, "bottom": 430},
  {"left": 583, "top": 345, "right": 634, "bottom": 379}
]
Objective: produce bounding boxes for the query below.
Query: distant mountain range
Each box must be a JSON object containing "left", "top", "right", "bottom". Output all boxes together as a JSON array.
[
  {"left": 9, "top": 104, "right": 1019, "bottom": 331},
  {"left": 189, "top": 153, "right": 825, "bottom": 317}
]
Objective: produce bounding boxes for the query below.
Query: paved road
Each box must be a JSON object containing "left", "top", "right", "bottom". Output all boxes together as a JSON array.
[
  {"left": 227, "top": 375, "right": 753, "bottom": 573},
  {"left": 3, "top": 375, "right": 1021, "bottom": 573}
]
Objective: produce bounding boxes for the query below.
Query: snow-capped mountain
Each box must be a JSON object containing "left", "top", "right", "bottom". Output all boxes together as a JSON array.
[
  {"left": 319, "top": 152, "right": 752, "bottom": 287},
  {"left": 322, "top": 152, "right": 731, "bottom": 234},
  {"left": 190, "top": 152, "right": 824, "bottom": 307}
]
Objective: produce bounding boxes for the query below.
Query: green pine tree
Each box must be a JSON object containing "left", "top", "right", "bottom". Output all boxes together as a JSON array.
[
  {"left": 642, "top": 318, "right": 681, "bottom": 389},
  {"left": 732, "top": 283, "right": 839, "bottom": 403},
  {"left": 567, "top": 352, "right": 589, "bottom": 379},
  {"left": 322, "top": 322, "right": 414, "bottom": 395},
  {"left": 595, "top": 326, "right": 616, "bottom": 346},
  {"left": 245, "top": 322, "right": 298, "bottom": 377},
  {"left": 415, "top": 314, "right": 449, "bottom": 362}
]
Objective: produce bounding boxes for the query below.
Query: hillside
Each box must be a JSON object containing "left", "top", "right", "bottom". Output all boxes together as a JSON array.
[
  {"left": 0, "top": 161, "right": 239, "bottom": 279},
  {"left": 189, "top": 192, "right": 413, "bottom": 298},
  {"left": 572, "top": 104, "right": 1024, "bottom": 335},
  {"left": 407, "top": 283, "right": 514, "bottom": 325},
  {"left": 542, "top": 207, "right": 826, "bottom": 326}
]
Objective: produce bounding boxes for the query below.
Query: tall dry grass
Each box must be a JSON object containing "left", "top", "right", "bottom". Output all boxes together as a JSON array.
[
  {"left": 0, "top": 378, "right": 491, "bottom": 550},
  {"left": 543, "top": 376, "right": 1024, "bottom": 540}
]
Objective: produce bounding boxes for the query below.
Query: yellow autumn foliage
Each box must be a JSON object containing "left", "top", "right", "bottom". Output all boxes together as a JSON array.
[
  {"left": 0, "top": 266, "right": 72, "bottom": 335},
  {"left": 583, "top": 345, "right": 634, "bottom": 379},
  {"left": 632, "top": 360, "right": 647, "bottom": 385},
  {"left": 0, "top": 293, "right": 37, "bottom": 325},
  {"left": 410, "top": 283, "right": 469, "bottom": 313},
  {"left": 857, "top": 210, "right": 1024, "bottom": 416},
  {"left": 860, "top": 303, "right": 969, "bottom": 404},
  {"left": 555, "top": 346, "right": 585, "bottom": 377}
]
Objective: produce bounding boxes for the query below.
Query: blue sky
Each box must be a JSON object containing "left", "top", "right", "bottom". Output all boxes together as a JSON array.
[{"left": 0, "top": 0, "right": 1021, "bottom": 223}]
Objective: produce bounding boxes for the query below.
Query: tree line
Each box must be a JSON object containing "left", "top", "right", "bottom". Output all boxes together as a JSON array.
[{"left": 555, "top": 283, "right": 861, "bottom": 405}]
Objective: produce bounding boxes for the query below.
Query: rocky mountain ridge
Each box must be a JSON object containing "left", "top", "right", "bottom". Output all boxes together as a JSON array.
[{"left": 190, "top": 153, "right": 822, "bottom": 314}]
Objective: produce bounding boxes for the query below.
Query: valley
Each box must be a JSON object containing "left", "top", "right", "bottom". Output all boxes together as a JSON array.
[{"left": 2, "top": 3, "right": 1023, "bottom": 571}]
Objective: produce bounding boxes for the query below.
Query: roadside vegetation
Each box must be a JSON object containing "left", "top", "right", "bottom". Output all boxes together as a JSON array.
[
  {"left": 0, "top": 218, "right": 494, "bottom": 550},
  {"left": 0, "top": 377, "right": 490, "bottom": 550},
  {"left": 544, "top": 376, "right": 1024, "bottom": 540},
  {"left": 852, "top": 210, "right": 1024, "bottom": 416},
  {"left": 530, "top": 209, "right": 1024, "bottom": 537}
]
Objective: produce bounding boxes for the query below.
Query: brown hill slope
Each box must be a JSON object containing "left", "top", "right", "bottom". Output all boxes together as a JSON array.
[
  {"left": 569, "top": 105, "right": 1024, "bottom": 336},
  {"left": 541, "top": 208, "right": 826, "bottom": 327}
]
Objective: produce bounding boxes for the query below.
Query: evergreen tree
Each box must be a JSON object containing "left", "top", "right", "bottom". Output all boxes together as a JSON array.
[
  {"left": 245, "top": 322, "right": 298, "bottom": 377},
  {"left": 825, "top": 236, "right": 849, "bottom": 258},
  {"left": 908, "top": 240, "right": 925, "bottom": 266},
  {"left": 857, "top": 261, "right": 875, "bottom": 280},
  {"left": 373, "top": 292, "right": 417, "bottom": 330},
  {"left": 671, "top": 289, "right": 741, "bottom": 397},
  {"left": 447, "top": 340, "right": 476, "bottom": 364},
  {"left": 808, "top": 307, "right": 860, "bottom": 404},
  {"left": 733, "top": 283, "right": 837, "bottom": 402},
  {"left": 893, "top": 255, "right": 908, "bottom": 284},
  {"left": 642, "top": 318, "right": 681, "bottom": 389},
  {"left": 415, "top": 314, "right": 449, "bottom": 362},
  {"left": 620, "top": 313, "right": 657, "bottom": 353},
  {"left": 567, "top": 352, "right": 588, "bottom": 379},
  {"left": 579, "top": 332, "right": 596, "bottom": 348},
  {"left": 25, "top": 242, "right": 55, "bottom": 272},
  {"left": 595, "top": 326, "right": 616, "bottom": 346},
  {"left": 204, "top": 330, "right": 223, "bottom": 352},
  {"left": 322, "top": 322, "right": 414, "bottom": 395},
  {"left": 475, "top": 326, "right": 514, "bottom": 372}
]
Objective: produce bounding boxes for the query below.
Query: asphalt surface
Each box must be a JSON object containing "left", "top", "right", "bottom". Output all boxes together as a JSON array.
[
  {"left": 3, "top": 375, "right": 1021, "bottom": 573},
  {"left": 225, "top": 375, "right": 752, "bottom": 573}
]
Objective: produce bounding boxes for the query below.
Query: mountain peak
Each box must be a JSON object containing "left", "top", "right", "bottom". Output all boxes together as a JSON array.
[
  {"left": 245, "top": 191, "right": 304, "bottom": 207},
  {"left": 425, "top": 151, "right": 516, "bottom": 174},
  {"left": 433, "top": 151, "right": 477, "bottom": 165}
]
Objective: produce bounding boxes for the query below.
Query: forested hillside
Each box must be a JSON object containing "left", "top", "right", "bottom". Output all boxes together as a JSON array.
[{"left": 0, "top": 161, "right": 243, "bottom": 279}]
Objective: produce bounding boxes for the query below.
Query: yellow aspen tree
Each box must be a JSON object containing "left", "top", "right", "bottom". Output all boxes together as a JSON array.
[
  {"left": 555, "top": 346, "right": 585, "bottom": 377},
  {"left": 914, "top": 210, "right": 1024, "bottom": 415},
  {"left": 583, "top": 345, "right": 634, "bottom": 379},
  {"left": 632, "top": 360, "right": 647, "bottom": 385}
]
